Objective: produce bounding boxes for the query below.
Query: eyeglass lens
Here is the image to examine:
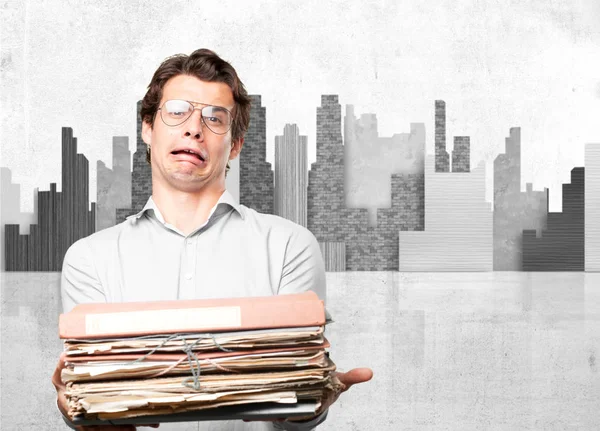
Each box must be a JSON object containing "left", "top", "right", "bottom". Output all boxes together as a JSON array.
[{"left": 161, "top": 100, "right": 231, "bottom": 134}]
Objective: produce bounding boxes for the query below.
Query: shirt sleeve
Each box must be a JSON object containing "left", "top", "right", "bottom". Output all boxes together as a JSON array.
[
  {"left": 277, "top": 226, "right": 327, "bottom": 304},
  {"left": 60, "top": 238, "right": 106, "bottom": 313},
  {"left": 277, "top": 226, "right": 329, "bottom": 430}
]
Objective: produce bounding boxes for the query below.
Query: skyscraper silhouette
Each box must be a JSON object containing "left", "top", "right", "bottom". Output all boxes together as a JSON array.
[
  {"left": 308, "top": 95, "right": 352, "bottom": 269},
  {"left": 274, "top": 124, "right": 308, "bottom": 227},
  {"left": 523, "top": 167, "right": 585, "bottom": 271},
  {"left": 97, "top": 136, "right": 131, "bottom": 231},
  {"left": 239, "top": 95, "right": 274, "bottom": 214},
  {"left": 452, "top": 136, "right": 470, "bottom": 172},
  {"left": 494, "top": 128, "right": 547, "bottom": 270},
  {"left": 585, "top": 143, "right": 600, "bottom": 271},
  {"left": 308, "top": 96, "right": 424, "bottom": 270},
  {"left": 435, "top": 100, "right": 450, "bottom": 172},
  {"left": 116, "top": 101, "right": 151, "bottom": 223},
  {"left": 5, "top": 127, "right": 95, "bottom": 271},
  {"left": 1, "top": 168, "right": 36, "bottom": 271},
  {"left": 399, "top": 155, "right": 492, "bottom": 271},
  {"left": 344, "top": 105, "right": 425, "bottom": 226}
]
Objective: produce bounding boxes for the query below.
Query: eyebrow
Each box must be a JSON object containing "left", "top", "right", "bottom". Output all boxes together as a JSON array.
[{"left": 178, "top": 99, "right": 234, "bottom": 112}]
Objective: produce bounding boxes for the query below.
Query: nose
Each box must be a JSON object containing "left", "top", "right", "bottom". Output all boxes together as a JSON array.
[{"left": 183, "top": 108, "right": 204, "bottom": 139}]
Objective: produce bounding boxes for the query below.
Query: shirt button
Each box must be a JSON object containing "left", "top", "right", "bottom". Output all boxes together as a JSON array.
[
  {"left": 187, "top": 240, "right": 193, "bottom": 246},
  {"left": 184, "top": 273, "right": 192, "bottom": 280}
]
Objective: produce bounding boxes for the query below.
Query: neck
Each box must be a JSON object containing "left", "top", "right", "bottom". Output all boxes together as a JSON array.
[{"left": 151, "top": 184, "right": 225, "bottom": 235}]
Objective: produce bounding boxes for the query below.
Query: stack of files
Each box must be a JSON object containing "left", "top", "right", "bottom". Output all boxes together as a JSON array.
[{"left": 58, "top": 292, "right": 342, "bottom": 426}]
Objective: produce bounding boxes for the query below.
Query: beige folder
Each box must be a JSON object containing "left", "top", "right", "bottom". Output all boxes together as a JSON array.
[{"left": 60, "top": 292, "right": 325, "bottom": 339}]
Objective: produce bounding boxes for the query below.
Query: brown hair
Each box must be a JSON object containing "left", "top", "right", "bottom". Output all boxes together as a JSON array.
[{"left": 141, "top": 49, "right": 251, "bottom": 167}]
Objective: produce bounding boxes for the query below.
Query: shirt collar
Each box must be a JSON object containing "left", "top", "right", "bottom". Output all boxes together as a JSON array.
[{"left": 126, "top": 190, "right": 244, "bottom": 222}]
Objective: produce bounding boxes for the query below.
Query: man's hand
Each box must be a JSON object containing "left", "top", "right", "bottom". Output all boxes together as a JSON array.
[
  {"left": 302, "top": 367, "right": 373, "bottom": 419},
  {"left": 250, "top": 367, "right": 374, "bottom": 424},
  {"left": 52, "top": 355, "right": 159, "bottom": 430}
]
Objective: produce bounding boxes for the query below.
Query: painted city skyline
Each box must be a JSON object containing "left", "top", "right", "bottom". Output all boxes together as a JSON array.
[
  {"left": 4, "top": 2, "right": 599, "bottom": 220},
  {"left": 2, "top": 97, "right": 599, "bottom": 272},
  {"left": 2, "top": 3, "right": 600, "bottom": 431}
]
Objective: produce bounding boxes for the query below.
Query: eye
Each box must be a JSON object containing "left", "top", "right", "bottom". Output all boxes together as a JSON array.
[
  {"left": 204, "top": 116, "right": 223, "bottom": 124},
  {"left": 203, "top": 106, "right": 229, "bottom": 121},
  {"left": 164, "top": 100, "right": 192, "bottom": 117}
]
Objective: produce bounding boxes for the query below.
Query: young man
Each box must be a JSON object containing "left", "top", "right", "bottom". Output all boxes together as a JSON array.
[{"left": 53, "top": 49, "right": 372, "bottom": 431}]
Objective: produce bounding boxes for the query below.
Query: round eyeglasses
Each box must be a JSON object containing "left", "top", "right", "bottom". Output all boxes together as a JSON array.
[{"left": 157, "top": 99, "right": 233, "bottom": 135}]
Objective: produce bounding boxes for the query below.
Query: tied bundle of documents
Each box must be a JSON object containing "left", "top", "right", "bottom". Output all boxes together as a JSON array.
[{"left": 58, "top": 292, "right": 343, "bottom": 426}]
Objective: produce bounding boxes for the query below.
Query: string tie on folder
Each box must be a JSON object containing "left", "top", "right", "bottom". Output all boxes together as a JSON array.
[{"left": 128, "top": 333, "right": 236, "bottom": 391}]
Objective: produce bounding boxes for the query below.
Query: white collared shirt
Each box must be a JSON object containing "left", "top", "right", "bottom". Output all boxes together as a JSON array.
[
  {"left": 61, "top": 190, "right": 326, "bottom": 313},
  {"left": 59, "top": 190, "right": 328, "bottom": 431}
]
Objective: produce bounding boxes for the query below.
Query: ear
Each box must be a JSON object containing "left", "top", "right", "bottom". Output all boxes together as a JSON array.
[
  {"left": 141, "top": 119, "right": 152, "bottom": 146},
  {"left": 229, "top": 137, "right": 244, "bottom": 161}
]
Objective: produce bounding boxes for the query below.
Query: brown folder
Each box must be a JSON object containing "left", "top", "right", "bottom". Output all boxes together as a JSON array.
[
  {"left": 59, "top": 292, "right": 325, "bottom": 340},
  {"left": 64, "top": 339, "right": 331, "bottom": 363}
]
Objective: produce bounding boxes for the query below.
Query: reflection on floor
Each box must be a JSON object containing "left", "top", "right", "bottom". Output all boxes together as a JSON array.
[{"left": 2, "top": 272, "right": 599, "bottom": 430}]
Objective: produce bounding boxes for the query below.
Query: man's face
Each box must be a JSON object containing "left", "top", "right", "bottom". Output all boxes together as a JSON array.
[{"left": 141, "top": 74, "right": 243, "bottom": 194}]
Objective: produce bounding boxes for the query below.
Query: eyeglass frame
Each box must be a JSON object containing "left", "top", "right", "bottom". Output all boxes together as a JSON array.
[{"left": 156, "top": 99, "right": 234, "bottom": 135}]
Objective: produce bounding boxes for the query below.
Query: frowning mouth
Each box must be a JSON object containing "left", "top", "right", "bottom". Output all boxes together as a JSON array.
[{"left": 171, "top": 149, "right": 206, "bottom": 162}]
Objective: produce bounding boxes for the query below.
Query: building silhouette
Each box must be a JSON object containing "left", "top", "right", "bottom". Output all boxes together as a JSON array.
[
  {"left": 493, "top": 127, "right": 548, "bottom": 270},
  {"left": 5, "top": 127, "right": 95, "bottom": 271},
  {"left": 116, "top": 101, "right": 151, "bottom": 223},
  {"left": 274, "top": 124, "right": 308, "bottom": 227},
  {"left": 307, "top": 95, "right": 424, "bottom": 271},
  {"left": 522, "top": 167, "right": 585, "bottom": 271},
  {"left": 97, "top": 136, "right": 131, "bottom": 231},
  {"left": 307, "top": 95, "right": 352, "bottom": 270},
  {"left": 435, "top": 100, "right": 450, "bottom": 172},
  {"left": 239, "top": 95, "right": 273, "bottom": 214},
  {"left": 1, "top": 168, "right": 36, "bottom": 271},
  {"left": 452, "top": 136, "right": 470, "bottom": 172},
  {"left": 376, "top": 172, "right": 425, "bottom": 268},
  {"left": 400, "top": 101, "right": 492, "bottom": 271},
  {"left": 399, "top": 154, "right": 493, "bottom": 271},
  {"left": 585, "top": 143, "right": 600, "bottom": 271},
  {"left": 344, "top": 105, "right": 425, "bottom": 226}
]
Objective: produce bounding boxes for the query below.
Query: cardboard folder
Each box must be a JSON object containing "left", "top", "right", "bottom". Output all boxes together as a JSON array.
[
  {"left": 62, "top": 341, "right": 331, "bottom": 383},
  {"left": 70, "top": 400, "right": 320, "bottom": 426},
  {"left": 59, "top": 291, "right": 325, "bottom": 339},
  {"left": 66, "top": 366, "right": 341, "bottom": 422},
  {"left": 65, "top": 339, "right": 331, "bottom": 363},
  {"left": 63, "top": 326, "right": 326, "bottom": 357},
  {"left": 58, "top": 291, "right": 338, "bottom": 426}
]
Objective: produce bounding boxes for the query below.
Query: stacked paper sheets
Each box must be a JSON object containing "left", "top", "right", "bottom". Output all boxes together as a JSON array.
[{"left": 58, "top": 292, "right": 342, "bottom": 426}]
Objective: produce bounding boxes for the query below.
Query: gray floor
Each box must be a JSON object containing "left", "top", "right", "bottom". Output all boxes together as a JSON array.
[{"left": 1, "top": 272, "right": 599, "bottom": 430}]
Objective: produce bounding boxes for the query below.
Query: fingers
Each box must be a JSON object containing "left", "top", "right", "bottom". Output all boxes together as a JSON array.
[
  {"left": 80, "top": 426, "right": 136, "bottom": 430},
  {"left": 52, "top": 357, "right": 66, "bottom": 388},
  {"left": 79, "top": 423, "right": 160, "bottom": 430},
  {"left": 242, "top": 419, "right": 281, "bottom": 422},
  {"left": 337, "top": 367, "right": 373, "bottom": 390}
]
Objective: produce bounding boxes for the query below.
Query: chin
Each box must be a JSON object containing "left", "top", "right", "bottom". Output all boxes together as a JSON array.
[{"left": 164, "top": 173, "right": 204, "bottom": 189}]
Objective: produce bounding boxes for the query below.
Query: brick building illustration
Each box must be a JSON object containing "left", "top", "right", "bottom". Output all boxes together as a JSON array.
[
  {"left": 116, "top": 101, "right": 151, "bottom": 222},
  {"left": 308, "top": 95, "right": 424, "bottom": 271},
  {"left": 239, "top": 95, "right": 274, "bottom": 214}
]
